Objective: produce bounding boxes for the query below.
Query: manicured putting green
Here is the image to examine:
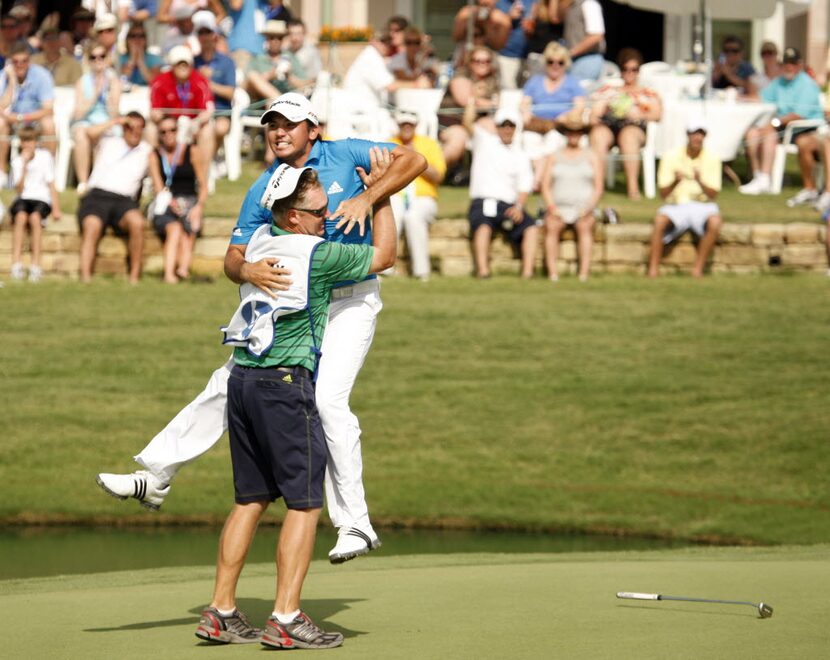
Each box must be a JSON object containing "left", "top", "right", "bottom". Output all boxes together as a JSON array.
[{"left": 2, "top": 546, "right": 828, "bottom": 658}]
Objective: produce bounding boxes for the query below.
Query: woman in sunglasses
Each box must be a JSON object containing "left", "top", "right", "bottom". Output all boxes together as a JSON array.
[
  {"left": 72, "top": 41, "right": 122, "bottom": 195},
  {"left": 119, "top": 21, "right": 163, "bottom": 87},
  {"left": 148, "top": 114, "right": 208, "bottom": 283},
  {"left": 589, "top": 47, "right": 661, "bottom": 200},
  {"left": 388, "top": 26, "right": 438, "bottom": 87}
]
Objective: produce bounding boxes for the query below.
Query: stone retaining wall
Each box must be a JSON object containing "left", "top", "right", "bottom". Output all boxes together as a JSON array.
[{"left": 1, "top": 216, "right": 827, "bottom": 279}]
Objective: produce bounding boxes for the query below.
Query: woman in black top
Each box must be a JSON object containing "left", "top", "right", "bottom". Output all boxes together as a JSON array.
[{"left": 149, "top": 115, "right": 208, "bottom": 283}]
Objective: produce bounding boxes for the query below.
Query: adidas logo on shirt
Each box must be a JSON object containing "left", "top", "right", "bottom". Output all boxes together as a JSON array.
[
  {"left": 232, "top": 228, "right": 242, "bottom": 237},
  {"left": 327, "top": 181, "right": 344, "bottom": 194}
]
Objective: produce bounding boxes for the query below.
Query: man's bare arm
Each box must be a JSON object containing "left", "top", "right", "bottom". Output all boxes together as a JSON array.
[
  {"left": 224, "top": 243, "right": 291, "bottom": 297},
  {"left": 367, "top": 198, "right": 397, "bottom": 274}
]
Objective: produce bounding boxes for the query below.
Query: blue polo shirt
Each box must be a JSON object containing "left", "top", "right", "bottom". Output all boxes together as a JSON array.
[
  {"left": 194, "top": 51, "right": 236, "bottom": 111},
  {"left": 761, "top": 71, "right": 823, "bottom": 120},
  {"left": 0, "top": 64, "right": 55, "bottom": 114},
  {"left": 497, "top": 0, "right": 535, "bottom": 59},
  {"left": 228, "top": 0, "right": 270, "bottom": 56},
  {"left": 522, "top": 73, "right": 584, "bottom": 119},
  {"left": 230, "top": 136, "right": 396, "bottom": 245}
]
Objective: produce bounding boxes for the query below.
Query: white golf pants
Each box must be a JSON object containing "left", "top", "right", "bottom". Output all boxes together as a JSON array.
[
  {"left": 136, "top": 279, "right": 383, "bottom": 534},
  {"left": 390, "top": 194, "right": 437, "bottom": 279}
]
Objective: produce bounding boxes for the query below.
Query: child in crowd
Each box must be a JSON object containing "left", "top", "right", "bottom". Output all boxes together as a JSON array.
[{"left": 9, "top": 126, "right": 61, "bottom": 282}]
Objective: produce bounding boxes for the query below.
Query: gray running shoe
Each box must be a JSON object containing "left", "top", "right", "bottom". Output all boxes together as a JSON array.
[
  {"left": 261, "top": 612, "right": 344, "bottom": 650},
  {"left": 194, "top": 607, "right": 261, "bottom": 644}
]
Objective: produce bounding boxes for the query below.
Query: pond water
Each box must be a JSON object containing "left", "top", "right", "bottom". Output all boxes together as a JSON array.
[{"left": 0, "top": 527, "right": 691, "bottom": 580}]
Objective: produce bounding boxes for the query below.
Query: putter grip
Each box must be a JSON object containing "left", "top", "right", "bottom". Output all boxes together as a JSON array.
[{"left": 616, "top": 592, "right": 660, "bottom": 600}]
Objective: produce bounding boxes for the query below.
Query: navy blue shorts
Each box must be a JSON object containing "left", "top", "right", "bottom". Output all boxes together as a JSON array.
[
  {"left": 227, "top": 364, "right": 325, "bottom": 509},
  {"left": 468, "top": 198, "right": 535, "bottom": 245}
]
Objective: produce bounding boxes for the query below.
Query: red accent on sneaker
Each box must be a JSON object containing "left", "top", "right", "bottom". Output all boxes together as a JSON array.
[
  {"left": 266, "top": 621, "right": 294, "bottom": 647},
  {"left": 205, "top": 612, "right": 221, "bottom": 636}
]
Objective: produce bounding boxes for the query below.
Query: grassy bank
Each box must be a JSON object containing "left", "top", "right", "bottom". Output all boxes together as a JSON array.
[{"left": 1, "top": 275, "right": 827, "bottom": 543}]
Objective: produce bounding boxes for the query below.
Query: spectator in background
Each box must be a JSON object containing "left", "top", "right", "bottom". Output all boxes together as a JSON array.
[
  {"left": 245, "top": 20, "right": 305, "bottom": 102},
  {"left": 227, "top": 0, "right": 291, "bottom": 70},
  {"left": 712, "top": 35, "right": 755, "bottom": 95},
  {"left": 589, "top": 48, "right": 661, "bottom": 200},
  {"left": 0, "top": 15, "right": 20, "bottom": 65},
  {"left": 0, "top": 42, "right": 56, "bottom": 174},
  {"left": 540, "top": 115, "right": 602, "bottom": 281},
  {"left": 78, "top": 112, "right": 153, "bottom": 284},
  {"left": 66, "top": 8, "right": 96, "bottom": 60},
  {"left": 193, "top": 11, "right": 235, "bottom": 170},
  {"left": 8, "top": 4, "right": 35, "bottom": 53},
  {"left": 119, "top": 21, "right": 163, "bottom": 87},
  {"left": 72, "top": 41, "right": 122, "bottom": 195},
  {"left": 739, "top": 47, "right": 823, "bottom": 203},
  {"left": 521, "top": 41, "right": 584, "bottom": 183},
  {"left": 495, "top": 0, "right": 535, "bottom": 90},
  {"left": 452, "top": 0, "right": 511, "bottom": 67},
  {"left": 32, "top": 26, "right": 82, "bottom": 87},
  {"left": 648, "top": 119, "right": 722, "bottom": 279},
  {"left": 150, "top": 45, "right": 215, "bottom": 171},
  {"left": 750, "top": 41, "right": 781, "bottom": 94},
  {"left": 149, "top": 114, "right": 208, "bottom": 283},
  {"left": 438, "top": 45, "right": 500, "bottom": 170},
  {"left": 388, "top": 26, "right": 439, "bottom": 88},
  {"left": 390, "top": 109, "right": 447, "bottom": 281},
  {"left": 284, "top": 19, "right": 322, "bottom": 84},
  {"left": 159, "top": 4, "right": 199, "bottom": 56},
  {"left": 464, "top": 104, "right": 538, "bottom": 279},
  {"left": 525, "top": 0, "right": 564, "bottom": 78},
  {"left": 8, "top": 125, "right": 61, "bottom": 283},
  {"left": 126, "top": 2, "right": 162, "bottom": 49},
  {"left": 344, "top": 32, "right": 431, "bottom": 109},
  {"left": 92, "top": 13, "right": 120, "bottom": 59},
  {"left": 385, "top": 15, "right": 409, "bottom": 56},
  {"left": 562, "top": 0, "right": 606, "bottom": 83}
]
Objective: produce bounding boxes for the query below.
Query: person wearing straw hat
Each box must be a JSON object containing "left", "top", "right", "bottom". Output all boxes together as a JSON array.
[
  {"left": 648, "top": 118, "right": 722, "bottom": 278},
  {"left": 245, "top": 20, "right": 305, "bottom": 102},
  {"left": 541, "top": 113, "right": 602, "bottom": 282},
  {"left": 98, "top": 92, "right": 427, "bottom": 567}
]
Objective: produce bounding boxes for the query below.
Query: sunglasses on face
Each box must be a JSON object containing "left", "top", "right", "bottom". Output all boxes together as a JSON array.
[
  {"left": 197, "top": 29, "right": 213, "bottom": 36},
  {"left": 405, "top": 40, "right": 421, "bottom": 46},
  {"left": 98, "top": 28, "right": 115, "bottom": 33},
  {"left": 471, "top": 58, "right": 491, "bottom": 65},
  {"left": 761, "top": 51, "right": 777, "bottom": 57},
  {"left": 11, "top": 58, "right": 28, "bottom": 65},
  {"left": 292, "top": 204, "right": 328, "bottom": 218},
  {"left": 124, "top": 123, "right": 144, "bottom": 132},
  {"left": 723, "top": 47, "right": 740, "bottom": 54},
  {"left": 546, "top": 59, "right": 565, "bottom": 66},
  {"left": 498, "top": 121, "right": 516, "bottom": 128},
  {"left": 128, "top": 33, "right": 146, "bottom": 39},
  {"left": 90, "top": 53, "right": 106, "bottom": 61},
  {"left": 622, "top": 66, "right": 640, "bottom": 73}
]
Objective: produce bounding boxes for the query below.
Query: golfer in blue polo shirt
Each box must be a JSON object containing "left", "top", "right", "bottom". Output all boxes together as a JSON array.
[{"left": 98, "top": 93, "right": 426, "bottom": 565}]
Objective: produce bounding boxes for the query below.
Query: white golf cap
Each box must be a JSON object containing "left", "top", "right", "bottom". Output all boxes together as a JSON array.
[
  {"left": 172, "top": 4, "right": 196, "bottom": 20},
  {"left": 192, "top": 10, "right": 218, "bottom": 32},
  {"left": 260, "top": 19, "right": 287, "bottom": 36},
  {"left": 260, "top": 93, "right": 319, "bottom": 126},
  {"left": 260, "top": 164, "right": 313, "bottom": 210},
  {"left": 686, "top": 116, "right": 708, "bottom": 134},
  {"left": 93, "top": 12, "right": 118, "bottom": 32},
  {"left": 394, "top": 109, "right": 419, "bottom": 125},
  {"left": 168, "top": 45, "right": 194, "bottom": 66},
  {"left": 494, "top": 107, "right": 520, "bottom": 126}
]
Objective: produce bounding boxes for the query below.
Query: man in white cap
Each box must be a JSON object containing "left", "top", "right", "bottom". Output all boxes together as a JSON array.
[
  {"left": 193, "top": 10, "right": 236, "bottom": 170},
  {"left": 98, "top": 92, "right": 426, "bottom": 565},
  {"left": 160, "top": 3, "right": 199, "bottom": 56},
  {"left": 195, "top": 164, "right": 397, "bottom": 648},
  {"left": 463, "top": 103, "right": 538, "bottom": 278},
  {"left": 648, "top": 118, "right": 722, "bottom": 278}
]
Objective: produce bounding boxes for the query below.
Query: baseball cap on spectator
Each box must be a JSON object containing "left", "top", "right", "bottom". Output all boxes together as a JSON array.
[
  {"left": 260, "top": 164, "right": 313, "bottom": 209},
  {"left": 172, "top": 4, "right": 196, "bottom": 20},
  {"left": 260, "top": 20, "right": 287, "bottom": 36},
  {"left": 193, "top": 10, "right": 218, "bottom": 33},
  {"left": 686, "top": 117, "right": 708, "bottom": 134},
  {"left": 782, "top": 47, "right": 801, "bottom": 64},
  {"left": 168, "top": 45, "right": 194, "bottom": 66},
  {"left": 760, "top": 41, "right": 778, "bottom": 56},
  {"left": 394, "top": 109, "right": 419, "bottom": 125},
  {"left": 494, "top": 107, "right": 520, "bottom": 126},
  {"left": 93, "top": 13, "right": 118, "bottom": 33},
  {"left": 260, "top": 93, "right": 319, "bottom": 126},
  {"left": 9, "top": 5, "right": 32, "bottom": 20},
  {"left": 72, "top": 8, "right": 95, "bottom": 22}
]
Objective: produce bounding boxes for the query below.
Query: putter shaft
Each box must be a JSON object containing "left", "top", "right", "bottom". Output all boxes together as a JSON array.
[{"left": 616, "top": 592, "right": 773, "bottom": 618}]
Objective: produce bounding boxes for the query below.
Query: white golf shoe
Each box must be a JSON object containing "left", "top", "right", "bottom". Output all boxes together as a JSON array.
[
  {"left": 328, "top": 528, "right": 381, "bottom": 564},
  {"left": 738, "top": 175, "right": 771, "bottom": 195},
  {"left": 786, "top": 188, "right": 819, "bottom": 207},
  {"left": 96, "top": 470, "right": 170, "bottom": 510}
]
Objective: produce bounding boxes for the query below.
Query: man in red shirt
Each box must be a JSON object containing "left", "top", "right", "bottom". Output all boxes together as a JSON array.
[{"left": 150, "top": 45, "right": 215, "bottom": 172}]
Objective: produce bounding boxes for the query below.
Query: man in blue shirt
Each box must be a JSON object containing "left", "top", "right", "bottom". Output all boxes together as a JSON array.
[
  {"left": 98, "top": 93, "right": 426, "bottom": 565},
  {"left": 740, "top": 47, "right": 824, "bottom": 206},
  {"left": 0, "top": 42, "right": 55, "bottom": 174},
  {"left": 193, "top": 11, "right": 237, "bottom": 172},
  {"left": 496, "top": 0, "right": 536, "bottom": 90}
]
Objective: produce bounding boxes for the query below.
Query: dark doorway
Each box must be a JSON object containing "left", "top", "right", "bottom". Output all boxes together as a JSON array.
[{"left": 602, "top": 1, "right": 664, "bottom": 64}]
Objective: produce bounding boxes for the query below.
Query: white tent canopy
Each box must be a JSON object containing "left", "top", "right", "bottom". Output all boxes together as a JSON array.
[{"left": 616, "top": 0, "right": 811, "bottom": 20}]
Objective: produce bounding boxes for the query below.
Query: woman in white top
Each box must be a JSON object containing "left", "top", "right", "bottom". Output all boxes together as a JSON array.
[
  {"left": 541, "top": 115, "right": 603, "bottom": 282},
  {"left": 9, "top": 126, "right": 61, "bottom": 282},
  {"left": 72, "top": 41, "right": 122, "bottom": 194}
]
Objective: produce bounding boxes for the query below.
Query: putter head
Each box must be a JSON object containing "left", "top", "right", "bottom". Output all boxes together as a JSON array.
[{"left": 758, "top": 603, "right": 773, "bottom": 618}]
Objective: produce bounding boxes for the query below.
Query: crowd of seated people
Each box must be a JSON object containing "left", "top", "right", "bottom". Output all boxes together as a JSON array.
[{"left": 2, "top": 2, "right": 829, "bottom": 283}]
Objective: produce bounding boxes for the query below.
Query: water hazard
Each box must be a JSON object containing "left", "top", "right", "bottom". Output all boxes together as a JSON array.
[{"left": 0, "top": 526, "right": 690, "bottom": 580}]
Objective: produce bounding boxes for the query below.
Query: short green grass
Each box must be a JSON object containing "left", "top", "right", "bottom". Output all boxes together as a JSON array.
[
  {"left": 1, "top": 547, "right": 828, "bottom": 659},
  {"left": 1, "top": 275, "right": 828, "bottom": 544}
]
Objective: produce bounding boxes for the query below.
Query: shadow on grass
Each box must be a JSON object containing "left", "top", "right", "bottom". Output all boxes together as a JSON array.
[{"left": 84, "top": 597, "right": 367, "bottom": 638}]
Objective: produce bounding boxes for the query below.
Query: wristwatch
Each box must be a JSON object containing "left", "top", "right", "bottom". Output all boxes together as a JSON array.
[{"left": 16, "top": 113, "right": 23, "bottom": 122}]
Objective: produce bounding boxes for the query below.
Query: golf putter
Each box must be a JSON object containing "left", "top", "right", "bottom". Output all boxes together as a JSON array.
[{"left": 616, "top": 592, "right": 773, "bottom": 618}]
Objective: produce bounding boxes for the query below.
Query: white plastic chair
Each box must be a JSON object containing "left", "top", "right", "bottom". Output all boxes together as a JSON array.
[
  {"left": 770, "top": 117, "right": 827, "bottom": 194},
  {"left": 639, "top": 61, "right": 673, "bottom": 77},
  {"left": 393, "top": 88, "right": 444, "bottom": 139},
  {"left": 604, "top": 121, "right": 658, "bottom": 199},
  {"left": 53, "top": 86, "right": 76, "bottom": 192}
]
